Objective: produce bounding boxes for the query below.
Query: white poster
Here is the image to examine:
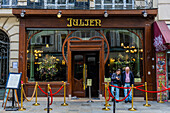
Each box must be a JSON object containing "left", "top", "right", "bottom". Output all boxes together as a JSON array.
[{"left": 6, "top": 73, "right": 21, "bottom": 89}]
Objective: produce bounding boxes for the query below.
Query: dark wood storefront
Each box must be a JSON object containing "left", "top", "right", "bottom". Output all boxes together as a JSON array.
[{"left": 13, "top": 9, "right": 157, "bottom": 100}]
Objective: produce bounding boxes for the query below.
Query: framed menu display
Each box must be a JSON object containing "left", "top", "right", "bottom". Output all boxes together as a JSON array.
[{"left": 6, "top": 73, "right": 22, "bottom": 89}]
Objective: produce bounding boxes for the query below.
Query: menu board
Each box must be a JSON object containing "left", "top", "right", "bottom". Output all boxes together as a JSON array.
[{"left": 6, "top": 73, "right": 22, "bottom": 89}]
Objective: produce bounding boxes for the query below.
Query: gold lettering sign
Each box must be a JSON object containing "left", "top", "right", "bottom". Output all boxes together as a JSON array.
[{"left": 67, "top": 18, "right": 101, "bottom": 27}]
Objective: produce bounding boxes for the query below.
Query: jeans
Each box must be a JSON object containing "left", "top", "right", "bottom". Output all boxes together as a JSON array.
[
  {"left": 124, "top": 83, "right": 132, "bottom": 101},
  {"left": 111, "top": 84, "right": 119, "bottom": 100}
]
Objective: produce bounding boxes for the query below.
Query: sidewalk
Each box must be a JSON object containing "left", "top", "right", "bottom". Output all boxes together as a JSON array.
[{"left": 0, "top": 98, "right": 170, "bottom": 113}]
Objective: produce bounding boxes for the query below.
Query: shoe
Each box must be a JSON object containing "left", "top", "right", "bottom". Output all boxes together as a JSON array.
[
  {"left": 125, "top": 101, "right": 128, "bottom": 103},
  {"left": 116, "top": 101, "right": 119, "bottom": 103},
  {"left": 129, "top": 101, "right": 132, "bottom": 103},
  {"left": 112, "top": 98, "right": 114, "bottom": 101}
]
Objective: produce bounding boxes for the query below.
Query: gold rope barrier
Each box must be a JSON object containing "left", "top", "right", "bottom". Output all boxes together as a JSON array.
[
  {"left": 19, "top": 84, "right": 26, "bottom": 111},
  {"left": 33, "top": 82, "right": 40, "bottom": 106},
  {"left": 23, "top": 83, "right": 36, "bottom": 102},
  {"left": 104, "top": 82, "right": 111, "bottom": 107},
  {"left": 128, "top": 84, "right": 137, "bottom": 111},
  {"left": 158, "top": 80, "right": 164, "bottom": 103},
  {"left": 61, "top": 82, "right": 68, "bottom": 106},
  {"left": 102, "top": 83, "right": 110, "bottom": 111},
  {"left": 44, "top": 84, "right": 53, "bottom": 111},
  {"left": 143, "top": 82, "right": 151, "bottom": 107}
]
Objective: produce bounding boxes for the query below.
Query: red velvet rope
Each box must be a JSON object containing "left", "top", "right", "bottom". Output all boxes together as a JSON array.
[
  {"left": 110, "top": 84, "right": 144, "bottom": 89},
  {"left": 136, "top": 84, "right": 144, "bottom": 88},
  {"left": 52, "top": 86, "right": 64, "bottom": 96},
  {"left": 49, "top": 89, "right": 53, "bottom": 105},
  {"left": 161, "top": 83, "right": 169, "bottom": 91},
  {"left": 135, "top": 87, "right": 169, "bottom": 93},
  {"left": 104, "top": 89, "right": 111, "bottom": 101},
  {"left": 38, "top": 85, "right": 64, "bottom": 96},
  {"left": 110, "top": 85, "right": 131, "bottom": 89},
  {"left": 108, "top": 87, "right": 132, "bottom": 102},
  {"left": 38, "top": 85, "right": 48, "bottom": 95}
]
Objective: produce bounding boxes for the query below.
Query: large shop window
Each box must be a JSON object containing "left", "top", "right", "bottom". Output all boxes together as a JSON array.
[
  {"left": 105, "top": 29, "right": 143, "bottom": 83},
  {"left": 27, "top": 30, "right": 67, "bottom": 82}
]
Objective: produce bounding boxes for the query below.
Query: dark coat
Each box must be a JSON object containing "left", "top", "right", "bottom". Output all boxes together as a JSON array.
[
  {"left": 121, "top": 71, "right": 134, "bottom": 86},
  {"left": 111, "top": 73, "right": 121, "bottom": 85}
]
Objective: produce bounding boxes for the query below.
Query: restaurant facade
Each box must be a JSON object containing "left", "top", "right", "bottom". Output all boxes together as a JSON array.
[{"left": 0, "top": 0, "right": 155, "bottom": 100}]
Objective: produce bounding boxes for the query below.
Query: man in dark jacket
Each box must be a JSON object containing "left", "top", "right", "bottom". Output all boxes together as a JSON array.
[
  {"left": 121, "top": 67, "right": 134, "bottom": 103},
  {"left": 111, "top": 69, "right": 121, "bottom": 102}
]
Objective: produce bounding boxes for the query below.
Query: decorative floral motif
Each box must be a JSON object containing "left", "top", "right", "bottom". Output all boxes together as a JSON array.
[{"left": 37, "top": 55, "right": 58, "bottom": 81}]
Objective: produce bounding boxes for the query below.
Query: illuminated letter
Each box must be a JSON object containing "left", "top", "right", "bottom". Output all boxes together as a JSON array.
[
  {"left": 73, "top": 19, "right": 79, "bottom": 26},
  {"left": 95, "top": 19, "right": 101, "bottom": 26},
  {"left": 90, "top": 19, "right": 94, "bottom": 26},
  {"left": 79, "top": 19, "right": 85, "bottom": 26},
  {"left": 67, "top": 18, "right": 73, "bottom": 27},
  {"left": 85, "top": 19, "right": 89, "bottom": 26}
]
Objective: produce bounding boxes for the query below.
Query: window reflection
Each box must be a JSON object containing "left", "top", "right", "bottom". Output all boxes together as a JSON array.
[
  {"left": 27, "top": 30, "right": 67, "bottom": 81},
  {"left": 105, "top": 29, "right": 143, "bottom": 82}
]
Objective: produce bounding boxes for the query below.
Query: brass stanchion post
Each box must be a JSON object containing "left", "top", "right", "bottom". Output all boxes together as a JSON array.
[
  {"left": 19, "top": 84, "right": 26, "bottom": 111},
  {"left": 104, "top": 82, "right": 111, "bottom": 107},
  {"left": 44, "top": 84, "right": 52, "bottom": 111},
  {"left": 33, "top": 82, "right": 40, "bottom": 106},
  {"left": 143, "top": 82, "right": 151, "bottom": 107},
  {"left": 61, "top": 82, "right": 68, "bottom": 106},
  {"left": 128, "top": 84, "right": 137, "bottom": 111},
  {"left": 102, "top": 84, "right": 110, "bottom": 111},
  {"left": 158, "top": 81, "right": 164, "bottom": 103}
]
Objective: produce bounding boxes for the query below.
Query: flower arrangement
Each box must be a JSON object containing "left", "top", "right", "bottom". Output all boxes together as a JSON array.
[{"left": 37, "top": 54, "right": 58, "bottom": 81}]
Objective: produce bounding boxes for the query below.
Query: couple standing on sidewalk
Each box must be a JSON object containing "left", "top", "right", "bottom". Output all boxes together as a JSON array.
[{"left": 111, "top": 67, "right": 134, "bottom": 103}]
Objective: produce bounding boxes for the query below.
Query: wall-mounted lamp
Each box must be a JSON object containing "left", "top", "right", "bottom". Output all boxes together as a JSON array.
[
  {"left": 57, "top": 11, "right": 62, "bottom": 18},
  {"left": 104, "top": 10, "right": 109, "bottom": 18},
  {"left": 20, "top": 10, "right": 26, "bottom": 18},
  {"left": 142, "top": 10, "right": 148, "bottom": 18}
]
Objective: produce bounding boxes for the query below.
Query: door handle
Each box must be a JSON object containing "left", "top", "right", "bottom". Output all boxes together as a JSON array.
[{"left": 83, "top": 64, "right": 87, "bottom": 90}]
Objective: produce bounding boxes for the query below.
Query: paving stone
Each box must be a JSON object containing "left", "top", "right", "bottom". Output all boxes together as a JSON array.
[{"left": 0, "top": 98, "right": 170, "bottom": 113}]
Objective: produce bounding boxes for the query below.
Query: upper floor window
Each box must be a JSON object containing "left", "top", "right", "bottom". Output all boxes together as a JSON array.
[
  {"left": 1, "top": 0, "right": 17, "bottom": 6},
  {"left": 95, "top": 0, "right": 134, "bottom": 9}
]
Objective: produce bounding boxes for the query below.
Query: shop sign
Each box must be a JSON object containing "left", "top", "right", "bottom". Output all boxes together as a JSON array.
[
  {"left": 87, "top": 79, "right": 92, "bottom": 86},
  {"left": 67, "top": 18, "right": 101, "bottom": 27},
  {"left": 104, "top": 78, "right": 111, "bottom": 83}
]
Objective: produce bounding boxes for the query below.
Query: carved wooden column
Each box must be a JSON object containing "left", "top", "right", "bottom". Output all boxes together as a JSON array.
[
  {"left": 144, "top": 20, "right": 157, "bottom": 101},
  {"left": 19, "top": 19, "right": 26, "bottom": 83}
]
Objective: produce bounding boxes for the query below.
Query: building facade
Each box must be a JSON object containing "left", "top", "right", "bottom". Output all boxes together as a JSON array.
[
  {"left": 0, "top": 8, "right": 19, "bottom": 99},
  {"left": 0, "top": 0, "right": 158, "bottom": 100},
  {"left": 154, "top": 0, "right": 170, "bottom": 101}
]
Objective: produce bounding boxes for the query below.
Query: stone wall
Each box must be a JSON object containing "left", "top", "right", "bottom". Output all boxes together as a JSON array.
[
  {"left": 157, "top": 0, "right": 170, "bottom": 23},
  {"left": 0, "top": 9, "right": 19, "bottom": 73}
]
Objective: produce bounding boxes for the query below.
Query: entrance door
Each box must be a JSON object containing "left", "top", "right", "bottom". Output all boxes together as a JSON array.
[{"left": 72, "top": 51, "right": 99, "bottom": 97}]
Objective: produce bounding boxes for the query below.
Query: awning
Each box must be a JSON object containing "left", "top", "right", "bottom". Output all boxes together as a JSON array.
[{"left": 154, "top": 21, "right": 170, "bottom": 52}]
